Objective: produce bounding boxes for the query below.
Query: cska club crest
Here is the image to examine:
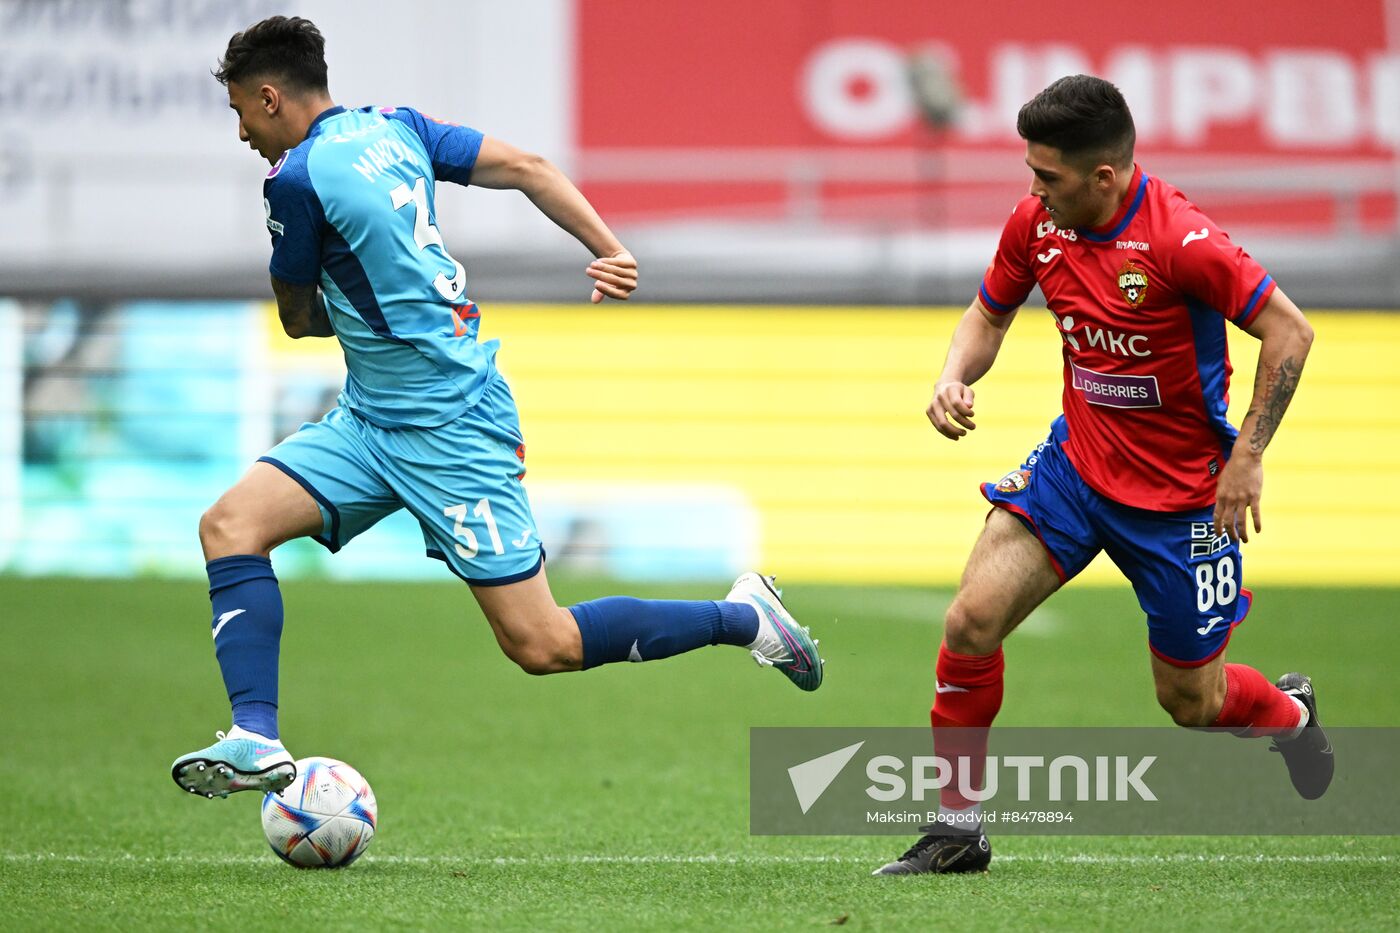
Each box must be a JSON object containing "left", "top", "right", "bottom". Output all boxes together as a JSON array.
[
  {"left": 1117, "top": 259, "right": 1149, "bottom": 308},
  {"left": 994, "top": 470, "right": 1031, "bottom": 494}
]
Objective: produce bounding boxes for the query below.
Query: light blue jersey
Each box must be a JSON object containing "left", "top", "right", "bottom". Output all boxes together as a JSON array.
[
  {"left": 263, "top": 105, "right": 489, "bottom": 428},
  {"left": 259, "top": 104, "right": 543, "bottom": 585}
]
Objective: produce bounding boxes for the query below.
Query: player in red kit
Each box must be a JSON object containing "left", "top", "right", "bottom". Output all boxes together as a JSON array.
[{"left": 874, "top": 75, "right": 1330, "bottom": 876}]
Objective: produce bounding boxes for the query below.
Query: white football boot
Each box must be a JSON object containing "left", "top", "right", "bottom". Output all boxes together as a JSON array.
[
  {"left": 171, "top": 726, "right": 296, "bottom": 799},
  {"left": 726, "top": 572, "right": 824, "bottom": 691}
]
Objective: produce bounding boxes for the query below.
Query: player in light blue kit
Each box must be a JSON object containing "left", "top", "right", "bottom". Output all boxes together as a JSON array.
[{"left": 172, "top": 16, "right": 822, "bottom": 799}]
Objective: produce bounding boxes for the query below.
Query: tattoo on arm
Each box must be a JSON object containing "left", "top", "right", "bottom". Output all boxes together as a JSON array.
[{"left": 1247, "top": 356, "right": 1303, "bottom": 454}]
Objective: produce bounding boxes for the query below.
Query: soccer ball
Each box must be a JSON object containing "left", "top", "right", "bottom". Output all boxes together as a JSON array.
[{"left": 261, "top": 757, "right": 377, "bottom": 868}]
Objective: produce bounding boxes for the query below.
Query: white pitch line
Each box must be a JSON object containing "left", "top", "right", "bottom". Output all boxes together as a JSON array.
[{"left": 0, "top": 852, "right": 1393, "bottom": 867}]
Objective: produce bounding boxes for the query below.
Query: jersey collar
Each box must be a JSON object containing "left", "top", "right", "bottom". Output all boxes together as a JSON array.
[
  {"left": 1077, "top": 165, "right": 1148, "bottom": 243},
  {"left": 305, "top": 105, "right": 348, "bottom": 141}
]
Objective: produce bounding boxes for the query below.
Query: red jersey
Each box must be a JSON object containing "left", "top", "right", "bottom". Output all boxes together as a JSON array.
[{"left": 978, "top": 166, "right": 1275, "bottom": 511}]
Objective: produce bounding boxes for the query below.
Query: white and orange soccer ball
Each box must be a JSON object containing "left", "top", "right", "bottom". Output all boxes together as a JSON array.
[{"left": 261, "top": 757, "right": 377, "bottom": 868}]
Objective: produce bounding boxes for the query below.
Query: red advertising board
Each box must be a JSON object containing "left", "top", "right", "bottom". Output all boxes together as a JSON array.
[{"left": 576, "top": 1, "right": 1398, "bottom": 231}]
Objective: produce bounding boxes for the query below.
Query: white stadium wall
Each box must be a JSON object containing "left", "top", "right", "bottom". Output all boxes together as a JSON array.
[
  {"left": 0, "top": 0, "right": 1396, "bottom": 304},
  {"left": 0, "top": 0, "right": 576, "bottom": 290}
]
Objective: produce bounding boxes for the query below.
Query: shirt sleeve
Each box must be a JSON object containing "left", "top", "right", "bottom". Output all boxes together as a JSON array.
[
  {"left": 1167, "top": 209, "right": 1276, "bottom": 328},
  {"left": 978, "top": 201, "right": 1037, "bottom": 315},
  {"left": 381, "top": 106, "right": 484, "bottom": 186},
  {"left": 263, "top": 152, "right": 325, "bottom": 286}
]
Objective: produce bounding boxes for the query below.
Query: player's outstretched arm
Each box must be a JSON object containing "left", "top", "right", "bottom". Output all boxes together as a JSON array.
[
  {"left": 1213, "top": 288, "right": 1314, "bottom": 541},
  {"left": 270, "top": 275, "right": 334, "bottom": 338},
  {"left": 469, "top": 136, "right": 637, "bottom": 304},
  {"left": 926, "top": 298, "right": 1016, "bottom": 440}
]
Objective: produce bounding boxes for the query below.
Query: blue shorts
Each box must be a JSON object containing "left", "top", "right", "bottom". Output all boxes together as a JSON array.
[
  {"left": 981, "top": 417, "right": 1252, "bottom": 667},
  {"left": 260, "top": 372, "right": 543, "bottom": 586}
]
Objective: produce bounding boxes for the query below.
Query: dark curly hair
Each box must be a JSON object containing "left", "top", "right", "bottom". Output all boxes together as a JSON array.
[
  {"left": 1017, "top": 75, "right": 1135, "bottom": 169},
  {"left": 213, "top": 15, "right": 328, "bottom": 93}
]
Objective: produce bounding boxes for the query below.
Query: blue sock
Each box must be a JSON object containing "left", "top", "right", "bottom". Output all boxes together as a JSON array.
[
  {"left": 233, "top": 701, "right": 280, "bottom": 740},
  {"left": 569, "top": 598, "right": 760, "bottom": 669},
  {"left": 207, "top": 555, "right": 283, "bottom": 740}
]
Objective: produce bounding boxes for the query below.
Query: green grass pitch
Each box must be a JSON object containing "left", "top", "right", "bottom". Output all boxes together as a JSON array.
[{"left": 3, "top": 576, "right": 1398, "bottom": 930}]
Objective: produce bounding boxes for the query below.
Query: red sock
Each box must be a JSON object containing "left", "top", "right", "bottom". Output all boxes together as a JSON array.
[
  {"left": 1211, "top": 663, "right": 1302, "bottom": 737},
  {"left": 929, "top": 643, "right": 1004, "bottom": 811}
]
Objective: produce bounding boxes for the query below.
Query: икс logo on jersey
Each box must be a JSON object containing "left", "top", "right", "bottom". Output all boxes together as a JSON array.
[
  {"left": 1036, "top": 218, "right": 1078, "bottom": 242},
  {"left": 1053, "top": 313, "right": 1151, "bottom": 358},
  {"left": 1117, "top": 259, "right": 1149, "bottom": 308}
]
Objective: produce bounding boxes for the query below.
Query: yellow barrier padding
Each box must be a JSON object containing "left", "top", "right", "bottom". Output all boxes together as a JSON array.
[{"left": 267, "top": 303, "right": 1400, "bottom": 586}]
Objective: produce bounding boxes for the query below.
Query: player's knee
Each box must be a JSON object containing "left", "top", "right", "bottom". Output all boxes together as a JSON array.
[
  {"left": 495, "top": 612, "right": 583, "bottom": 675},
  {"left": 507, "top": 646, "right": 557, "bottom": 675},
  {"left": 942, "top": 599, "right": 1003, "bottom": 655},
  {"left": 503, "top": 638, "right": 578, "bottom": 676},
  {"left": 199, "top": 499, "right": 271, "bottom": 557},
  {"left": 199, "top": 501, "right": 242, "bottom": 554}
]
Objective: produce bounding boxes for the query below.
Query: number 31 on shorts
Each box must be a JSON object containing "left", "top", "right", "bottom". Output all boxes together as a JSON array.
[
  {"left": 444, "top": 499, "right": 504, "bottom": 559},
  {"left": 1194, "top": 555, "right": 1238, "bottom": 612}
]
